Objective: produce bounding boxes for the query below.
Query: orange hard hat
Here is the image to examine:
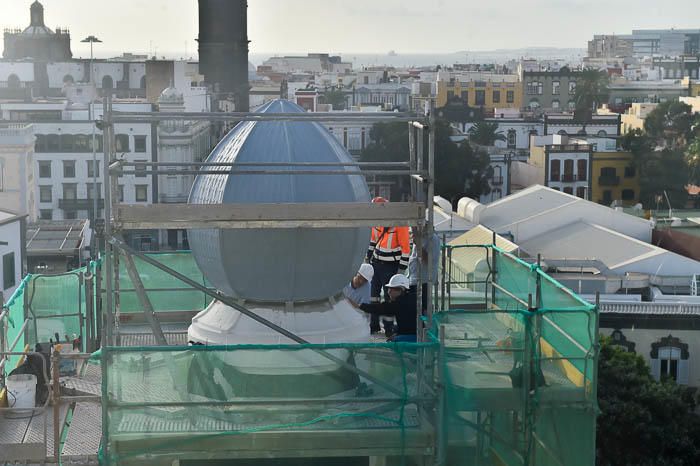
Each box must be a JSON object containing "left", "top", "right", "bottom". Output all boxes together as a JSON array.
[{"left": 372, "top": 196, "right": 388, "bottom": 204}]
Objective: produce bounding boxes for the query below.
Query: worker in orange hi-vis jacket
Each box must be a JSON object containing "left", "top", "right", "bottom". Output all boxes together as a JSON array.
[{"left": 366, "top": 196, "right": 411, "bottom": 336}]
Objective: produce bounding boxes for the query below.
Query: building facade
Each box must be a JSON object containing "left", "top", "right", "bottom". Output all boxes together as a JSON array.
[
  {"left": 522, "top": 69, "right": 581, "bottom": 112},
  {"left": 0, "top": 123, "right": 36, "bottom": 221},
  {"left": 0, "top": 210, "right": 26, "bottom": 301},
  {"left": 591, "top": 151, "right": 640, "bottom": 206},
  {"left": 529, "top": 135, "right": 592, "bottom": 199},
  {"left": 436, "top": 78, "right": 522, "bottom": 112}
]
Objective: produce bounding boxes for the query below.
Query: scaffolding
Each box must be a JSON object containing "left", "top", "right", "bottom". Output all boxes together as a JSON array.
[{"left": 1, "top": 99, "right": 599, "bottom": 466}]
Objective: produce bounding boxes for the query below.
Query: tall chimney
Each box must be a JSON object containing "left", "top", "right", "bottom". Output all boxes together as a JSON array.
[{"left": 197, "top": 0, "right": 250, "bottom": 112}]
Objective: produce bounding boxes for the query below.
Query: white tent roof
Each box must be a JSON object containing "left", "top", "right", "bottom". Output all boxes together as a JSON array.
[{"left": 519, "top": 221, "right": 700, "bottom": 277}]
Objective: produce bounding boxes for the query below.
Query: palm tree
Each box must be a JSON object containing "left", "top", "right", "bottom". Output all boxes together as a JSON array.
[
  {"left": 574, "top": 69, "right": 610, "bottom": 121},
  {"left": 468, "top": 121, "right": 506, "bottom": 146}
]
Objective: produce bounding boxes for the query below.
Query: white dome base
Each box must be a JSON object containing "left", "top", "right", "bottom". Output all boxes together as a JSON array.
[{"left": 187, "top": 297, "right": 371, "bottom": 377}]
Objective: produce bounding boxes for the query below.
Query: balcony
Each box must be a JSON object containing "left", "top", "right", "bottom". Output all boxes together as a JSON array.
[
  {"left": 491, "top": 176, "right": 504, "bottom": 186},
  {"left": 578, "top": 173, "right": 588, "bottom": 182},
  {"left": 59, "top": 198, "right": 105, "bottom": 210},
  {"left": 550, "top": 174, "right": 560, "bottom": 182},
  {"left": 598, "top": 176, "right": 620, "bottom": 186},
  {"left": 561, "top": 173, "right": 575, "bottom": 182}
]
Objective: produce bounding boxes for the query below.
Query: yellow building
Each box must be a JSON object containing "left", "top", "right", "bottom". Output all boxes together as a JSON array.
[
  {"left": 690, "top": 80, "right": 700, "bottom": 97},
  {"left": 618, "top": 103, "right": 658, "bottom": 134},
  {"left": 436, "top": 78, "right": 522, "bottom": 112},
  {"left": 591, "top": 151, "right": 640, "bottom": 206}
]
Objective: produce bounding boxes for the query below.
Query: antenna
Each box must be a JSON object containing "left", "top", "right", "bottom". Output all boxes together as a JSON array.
[{"left": 663, "top": 190, "right": 673, "bottom": 219}]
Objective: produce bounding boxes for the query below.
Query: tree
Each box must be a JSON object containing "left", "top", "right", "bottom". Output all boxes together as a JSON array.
[
  {"left": 644, "top": 100, "right": 694, "bottom": 148},
  {"left": 320, "top": 87, "right": 347, "bottom": 110},
  {"left": 360, "top": 120, "right": 492, "bottom": 205},
  {"left": 597, "top": 337, "right": 700, "bottom": 466},
  {"left": 621, "top": 129, "right": 689, "bottom": 208},
  {"left": 468, "top": 121, "right": 506, "bottom": 146},
  {"left": 574, "top": 69, "right": 610, "bottom": 122}
]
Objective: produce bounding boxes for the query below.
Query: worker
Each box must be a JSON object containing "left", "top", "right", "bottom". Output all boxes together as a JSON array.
[
  {"left": 354, "top": 274, "right": 417, "bottom": 342},
  {"left": 343, "top": 263, "right": 373, "bottom": 306},
  {"left": 366, "top": 196, "right": 411, "bottom": 335},
  {"left": 407, "top": 229, "right": 441, "bottom": 313}
]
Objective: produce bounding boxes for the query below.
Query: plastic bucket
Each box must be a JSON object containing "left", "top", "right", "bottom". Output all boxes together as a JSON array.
[{"left": 6, "top": 374, "right": 37, "bottom": 409}]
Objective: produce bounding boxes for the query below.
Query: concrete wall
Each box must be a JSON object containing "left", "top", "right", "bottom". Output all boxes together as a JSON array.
[{"left": 0, "top": 217, "right": 23, "bottom": 301}]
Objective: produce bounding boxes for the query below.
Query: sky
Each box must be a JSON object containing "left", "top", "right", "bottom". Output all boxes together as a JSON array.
[{"left": 1, "top": 0, "right": 699, "bottom": 59}]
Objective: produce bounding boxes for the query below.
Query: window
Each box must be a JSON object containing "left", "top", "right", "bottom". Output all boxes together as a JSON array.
[
  {"left": 60, "top": 134, "right": 74, "bottom": 152},
  {"left": 563, "top": 159, "right": 574, "bottom": 181},
  {"left": 47, "top": 134, "right": 60, "bottom": 152},
  {"left": 568, "top": 100, "right": 576, "bottom": 110},
  {"left": 87, "top": 183, "right": 102, "bottom": 200},
  {"left": 446, "top": 90, "right": 454, "bottom": 101},
  {"left": 576, "top": 186, "right": 587, "bottom": 199},
  {"left": 40, "top": 209, "right": 52, "bottom": 220},
  {"left": 527, "top": 81, "right": 543, "bottom": 95},
  {"left": 557, "top": 130, "right": 568, "bottom": 136},
  {"left": 74, "top": 134, "right": 89, "bottom": 152},
  {"left": 39, "top": 186, "right": 52, "bottom": 203},
  {"left": 507, "top": 129, "right": 516, "bottom": 149},
  {"left": 63, "top": 160, "right": 76, "bottom": 178},
  {"left": 563, "top": 187, "right": 573, "bottom": 195},
  {"left": 102, "top": 75, "right": 114, "bottom": 90},
  {"left": 602, "top": 190, "right": 612, "bottom": 204},
  {"left": 39, "top": 161, "right": 51, "bottom": 178},
  {"left": 115, "top": 134, "right": 130, "bottom": 153},
  {"left": 624, "top": 166, "right": 636, "bottom": 178},
  {"left": 62, "top": 183, "right": 77, "bottom": 200},
  {"left": 651, "top": 336, "right": 689, "bottom": 384},
  {"left": 7, "top": 74, "right": 21, "bottom": 90},
  {"left": 552, "top": 81, "right": 560, "bottom": 95},
  {"left": 529, "top": 99, "right": 540, "bottom": 109},
  {"left": 568, "top": 81, "right": 577, "bottom": 94},
  {"left": 600, "top": 167, "right": 617, "bottom": 177},
  {"left": 460, "top": 90, "right": 468, "bottom": 102},
  {"left": 597, "top": 130, "right": 607, "bottom": 137},
  {"left": 577, "top": 159, "right": 588, "bottom": 181},
  {"left": 64, "top": 210, "right": 77, "bottom": 220},
  {"left": 492, "top": 90, "right": 500, "bottom": 104},
  {"left": 3, "top": 253, "right": 15, "bottom": 290},
  {"left": 87, "top": 160, "right": 100, "bottom": 178},
  {"left": 118, "top": 185, "right": 124, "bottom": 202},
  {"left": 135, "top": 160, "right": 148, "bottom": 178},
  {"left": 475, "top": 90, "right": 486, "bottom": 106},
  {"left": 552, "top": 100, "right": 560, "bottom": 110},
  {"left": 550, "top": 159, "right": 561, "bottom": 181},
  {"left": 135, "top": 185, "right": 148, "bottom": 202},
  {"left": 506, "top": 90, "right": 514, "bottom": 103},
  {"left": 621, "top": 189, "right": 635, "bottom": 201},
  {"left": 35, "top": 135, "right": 47, "bottom": 152},
  {"left": 134, "top": 136, "right": 146, "bottom": 152}
]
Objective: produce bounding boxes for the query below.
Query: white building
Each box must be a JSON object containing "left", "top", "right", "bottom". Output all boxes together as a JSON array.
[
  {"left": 352, "top": 83, "right": 412, "bottom": 110},
  {"left": 0, "top": 99, "right": 155, "bottom": 221},
  {"left": 457, "top": 118, "right": 544, "bottom": 151},
  {"left": 156, "top": 87, "right": 212, "bottom": 249},
  {"left": 0, "top": 123, "right": 36, "bottom": 221},
  {"left": 0, "top": 209, "right": 26, "bottom": 302}
]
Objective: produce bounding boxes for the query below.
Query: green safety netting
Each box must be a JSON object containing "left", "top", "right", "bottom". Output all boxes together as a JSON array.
[
  {"left": 117, "top": 252, "right": 212, "bottom": 313},
  {"left": 99, "top": 342, "right": 438, "bottom": 465},
  {"left": 428, "top": 245, "right": 597, "bottom": 466}
]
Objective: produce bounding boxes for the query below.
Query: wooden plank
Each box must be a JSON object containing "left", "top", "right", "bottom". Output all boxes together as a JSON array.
[{"left": 114, "top": 202, "right": 425, "bottom": 230}]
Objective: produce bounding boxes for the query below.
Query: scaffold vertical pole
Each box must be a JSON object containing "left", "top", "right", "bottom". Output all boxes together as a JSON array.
[
  {"left": 436, "top": 323, "right": 447, "bottom": 466},
  {"left": 426, "top": 102, "right": 435, "bottom": 323},
  {"left": 102, "top": 96, "right": 114, "bottom": 346}
]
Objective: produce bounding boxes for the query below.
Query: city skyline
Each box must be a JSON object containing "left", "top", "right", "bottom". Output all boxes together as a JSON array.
[{"left": 1, "top": 0, "right": 699, "bottom": 59}]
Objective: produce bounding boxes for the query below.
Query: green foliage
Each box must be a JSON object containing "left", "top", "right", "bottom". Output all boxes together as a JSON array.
[
  {"left": 320, "top": 87, "right": 346, "bottom": 110},
  {"left": 360, "top": 120, "right": 492, "bottom": 205},
  {"left": 597, "top": 337, "right": 700, "bottom": 466},
  {"left": 644, "top": 100, "right": 694, "bottom": 147},
  {"left": 621, "top": 129, "right": 689, "bottom": 208},
  {"left": 574, "top": 69, "right": 610, "bottom": 121},
  {"left": 468, "top": 121, "right": 506, "bottom": 146}
]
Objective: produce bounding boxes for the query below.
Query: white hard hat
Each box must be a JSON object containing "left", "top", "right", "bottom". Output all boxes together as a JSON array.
[
  {"left": 358, "top": 263, "right": 374, "bottom": 281},
  {"left": 385, "top": 274, "right": 410, "bottom": 290}
]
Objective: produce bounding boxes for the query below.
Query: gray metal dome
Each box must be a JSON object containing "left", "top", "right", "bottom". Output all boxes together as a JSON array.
[{"left": 188, "top": 100, "right": 371, "bottom": 302}]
